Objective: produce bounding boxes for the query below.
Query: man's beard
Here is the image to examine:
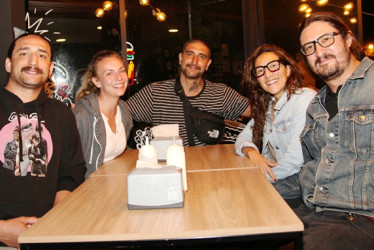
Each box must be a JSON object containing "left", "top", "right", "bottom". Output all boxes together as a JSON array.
[{"left": 313, "top": 50, "right": 350, "bottom": 81}]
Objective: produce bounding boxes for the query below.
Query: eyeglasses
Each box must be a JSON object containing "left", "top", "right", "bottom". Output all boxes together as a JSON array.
[
  {"left": 252, "top": 60, "right": 282, "bottom": 78},
  {"left": 300, "top": 32, "right": 341, "bottom": 56}
]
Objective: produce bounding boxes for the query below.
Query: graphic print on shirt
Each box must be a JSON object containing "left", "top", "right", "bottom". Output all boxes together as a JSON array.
[{"left": 0, "top": 112, "right": 53, "bottom": 177}]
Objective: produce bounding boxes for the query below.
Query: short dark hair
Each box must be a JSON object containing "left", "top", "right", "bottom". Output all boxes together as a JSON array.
[
  {"left": 7, "top": 32, "right": 53, "bottom": 60},
  {"left": 298, "top": 12, "right": 364, "bottom": 60},
  {"left": 181, "top": 39, "right": 211, "bottom": 58}
]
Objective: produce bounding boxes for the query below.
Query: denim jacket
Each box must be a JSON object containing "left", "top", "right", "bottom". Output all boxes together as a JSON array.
[
  {"left": 236, "top": 88, "right": 316, "bottom": 182},
  {"left": 300, "top": 57, "right": 374, "bottom": 217}
]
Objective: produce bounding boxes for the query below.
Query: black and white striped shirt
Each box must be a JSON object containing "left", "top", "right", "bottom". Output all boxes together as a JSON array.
[{"left": 126, "top": 79, "right": 249, "bottom": 146}]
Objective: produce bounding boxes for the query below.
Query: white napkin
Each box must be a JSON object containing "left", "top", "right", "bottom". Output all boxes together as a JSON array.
[{"left": 151, "top": 124, "right": 179, "bottom": 137}]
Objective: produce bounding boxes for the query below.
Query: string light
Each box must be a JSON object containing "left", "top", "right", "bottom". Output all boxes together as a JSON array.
[
  {"left": 316, "top": 0, "right": 328, "bottom": 7},
  {"left": 139, "top": 1, "right": 167, "bottom": 22},
  {"left": 298, "top": 4, "right": 309, "bottom": 12},
  {"left": 153, "top": 8, "right": 166, "bottom": 22},
  {"left": 363, "top": 43, "right": 374, "bottom": 57},
  {"left": 95, "top": 1, "right": 115, "bottom": 18},
  {"left": 95, "top": 0, "right": 167, "bottom": 22},
  {"left": 139, "top": 0, "right": 150, "bottom": 6},
  {"left": 95, "top": 8, "right": 104, "bottom": 18},
  {"left": 299, "top": 1, "right": 359, "bottom": 25},
  {"left": 103, "top": 1, "right": 113, "bottom": 11},
  {"left": 344, "top": 2, "right": 354, "bottom": 11}
]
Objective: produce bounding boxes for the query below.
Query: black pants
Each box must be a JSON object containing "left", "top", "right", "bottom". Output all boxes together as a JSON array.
[{"left": 293, "top": 204, "right": 374, "bottom": 250}]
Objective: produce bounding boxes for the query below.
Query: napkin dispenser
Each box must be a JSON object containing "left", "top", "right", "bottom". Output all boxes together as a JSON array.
[
  {"left": 151, "top": 136, "right": 183, "bottom": 161},
  {"left": 127, "top": 166, "right": 184, "bottom": 210}
]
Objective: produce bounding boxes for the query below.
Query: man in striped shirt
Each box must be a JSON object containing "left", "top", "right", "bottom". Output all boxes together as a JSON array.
[{"left": 126, "top": 39, "right": 251, "bottom": 146}]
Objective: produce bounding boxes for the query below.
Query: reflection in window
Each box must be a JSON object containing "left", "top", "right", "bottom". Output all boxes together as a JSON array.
[
  {"left": 27, "top": 0, "right": 121, "bottom": 104},
  {"left": 26, "top": 0, "right": 245, "bottom": 101},
  {"left": 126, "top": 0, "right": 244, "bottom": 94}
]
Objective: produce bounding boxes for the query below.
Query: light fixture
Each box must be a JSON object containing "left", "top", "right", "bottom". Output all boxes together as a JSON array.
[
  {"left": 344, "top": 2, "right": 354, "bottom": 11},
  {"left": 103, "top": 1, "right": 113, "bottom": 11},
  {"left": 306, "top": 12, "right": 311, "bottom": 17},
  {"left": 168, "top": 28, "right": 179, "bottom": 33},
  {"left": 350, "top": 17, "right": 357, "bottom": 23},
  {"left": 343, "top": 10, "right": 350, "bottom": 15},
  {"left": 139, "top": 0, "right": 150, "bottom": 6},
  {"left": 316, "top": 0, "right": 328, "bottom": 7},
  {"left": 139, "top": 1, "right": 167, "bottom": 22},
  {"left": 306, "top": 7, "right": 312, "bottom": 13},
  {"left": 56, "top": 38, "right": 66, "bottom": 43},
  {"left": 153, "top": 8, "right": 166, "bottom": 22},
  {"left": 365, "top": 43, "right": 374, "bottom": 57},
  {"left": 298, "top": 4, "right": 309, "bottom": 12},
  {"left": 97, "top": 26, "right": 103, "bottom": 30},
  {"left": 95, "top": 8, "right": 105, "bottom": 18}
]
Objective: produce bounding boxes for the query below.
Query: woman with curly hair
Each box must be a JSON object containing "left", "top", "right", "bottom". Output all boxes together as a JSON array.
[
  {"left": 235, "top": 44, "right": 316, "bottom": 199},
  {"left": 74, "top": 50, "right": 133, "bottom": 178}
]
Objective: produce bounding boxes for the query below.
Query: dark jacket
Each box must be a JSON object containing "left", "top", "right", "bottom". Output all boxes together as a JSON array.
[{"left": 0, "top": 86, "right": 86, "bottom": 219}]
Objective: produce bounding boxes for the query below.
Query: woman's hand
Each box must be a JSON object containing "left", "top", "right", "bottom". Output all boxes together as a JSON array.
[{"left": 242, "top": 147, "right": 278, "bottom": 181}]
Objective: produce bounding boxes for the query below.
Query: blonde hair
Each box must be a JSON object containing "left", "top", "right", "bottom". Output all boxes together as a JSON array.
[{"left": 76, "top": 50, "right": 123, "bottom": 100}]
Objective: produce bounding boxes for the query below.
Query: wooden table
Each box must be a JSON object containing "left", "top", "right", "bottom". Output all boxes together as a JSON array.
[
  {"left": 19, "top": 144, "right": 303, "bottom": 249},
  {"left": 91, "top": 144, "right": 256, "bottom": 176}
]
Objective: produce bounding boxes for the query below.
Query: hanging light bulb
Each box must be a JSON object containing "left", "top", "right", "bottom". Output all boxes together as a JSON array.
[
  {"left": 306, "top": 7, "right": 312, "bottom": 13},
  {"left": 153, "top": 8, "right": 166, "bottom": 22},
  {"left": 316, "top": 0, "right": 328, "bottom": 7},
  {"left": 306, "top": 12, "right": 311, "bottom": 17},
  {"left": 350, "top": 17, "right": 357, "bottom": 23},
  {"left": 139, "top": 0, "right": 150, "bottom": 6},
  {"left": 344, "top": 2, "right": 354, "bottom": 10},
  {"left": 298, "top": 4, "right": 309, "bottom": 12},
  {"left": 365, "top": 43, "right": 374, "bottom": 57},
  {"left": 343, "top": 10, "right": 350, "bottom": 15},
  {"left": 103, "top": 1, "right": 113, "bottom": 11},
  {"left": 95, "top": 8, "right": 105, "bottom": 18}
]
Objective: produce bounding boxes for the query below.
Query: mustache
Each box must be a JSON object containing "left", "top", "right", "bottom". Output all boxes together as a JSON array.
[
  {"left": 186, "top": 63, "right": 201, "bottom": 70},
  {"left": 21, "top": 66, "right": 44, "bottom": 74},
  {"left": 315, "top": 54, "right": 336, "bottom": 67}
]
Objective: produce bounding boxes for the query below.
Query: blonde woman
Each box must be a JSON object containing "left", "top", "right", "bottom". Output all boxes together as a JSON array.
[{"left": 74, "top": 50, "right": 133, "bottom": 178}]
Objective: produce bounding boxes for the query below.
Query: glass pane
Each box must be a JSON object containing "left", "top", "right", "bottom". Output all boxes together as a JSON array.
[
  {"left": 27, "top": 0, "right": 121, "bottom": 105},
  {"left": 126, "top": 0, "right": 244, "bottom": 94},
  {"left": 262, "top": 0, "right": 359, "bottom": 56}
]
